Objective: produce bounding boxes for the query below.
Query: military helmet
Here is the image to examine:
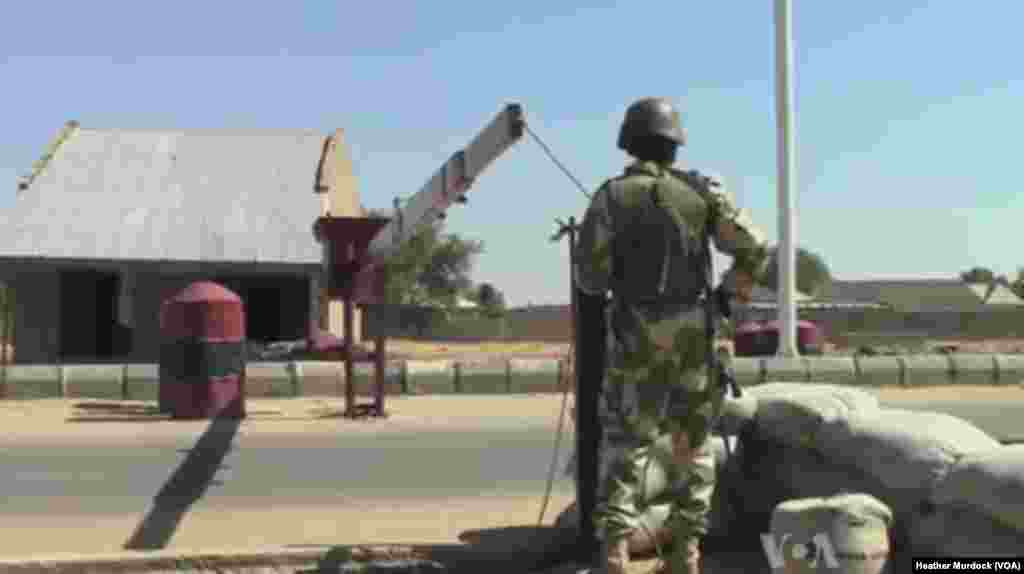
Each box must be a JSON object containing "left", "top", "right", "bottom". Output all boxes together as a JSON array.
[{"left": 617, "top": 97, "right": 687, "bottom": 152}]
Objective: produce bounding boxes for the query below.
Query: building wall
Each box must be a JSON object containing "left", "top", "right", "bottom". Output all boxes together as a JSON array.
[
  {"left": 11, "top": 270, "right": 61, "bottom": 363},
  {"left": 317, "top": 128, "right": 364, "bottom": 343},
  {"left": 129, "top": 271, "right": 200, "bottom": 363}
]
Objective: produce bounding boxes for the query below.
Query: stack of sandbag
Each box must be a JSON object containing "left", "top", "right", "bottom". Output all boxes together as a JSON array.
[
  {"left": 725, "top": 383, "right": 884, "bottom": 534},
  {"left": 732, "top": 382, "right": 1003, "bottom": 552},
  {"left": 812, "top": 408, "right": 1001, "bottom": 520},
  {"left": 746, "top": 382, "right": 880, "bottom": 449},
  {"left": 908, "top": 445, "right": 1024, "bottom": 556}
]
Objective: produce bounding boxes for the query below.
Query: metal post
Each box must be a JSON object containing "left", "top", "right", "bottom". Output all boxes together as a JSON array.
[
  {"left": 775, "top": 0, "right": 800, "bottom": 357},
  {"left": 343, "top": 295, "right": 356, "bottom": 417},
  {"left": 373, "top": 335, "right": 386, "bottom": 416},
  {"left": 566, "top": 215, "right": 602, "bottom": 562}
]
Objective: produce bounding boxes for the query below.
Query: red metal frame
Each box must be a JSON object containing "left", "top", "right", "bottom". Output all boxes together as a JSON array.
[{"left": 313, "top": 216, "right": 391, "bottom": 418}]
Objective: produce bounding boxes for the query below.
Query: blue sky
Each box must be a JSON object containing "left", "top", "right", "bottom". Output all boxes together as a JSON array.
[{"left": 2, "top": 1, "right": 1021, "bottom": 307}]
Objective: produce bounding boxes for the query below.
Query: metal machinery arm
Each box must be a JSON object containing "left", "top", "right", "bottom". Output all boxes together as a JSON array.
[{"left": 367, "top": 103, "right": 526, "bottom": 261}]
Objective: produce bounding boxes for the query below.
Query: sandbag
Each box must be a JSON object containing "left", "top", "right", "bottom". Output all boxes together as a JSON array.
[
  {"left": 816, "top": 409, "right": 1000, "bottom": 499},
  {"left": 747, "top": 382, "right": 880, "bottom": 411},
  {"left": 907, "top": 504, "right": 1024, "bottom": 557},
  {"left": 769, "top": 494, "right": 892, "bottom": 574},
  {"left": 732, "top": 431, "right": 884, "bottom": 539},
  {"left": 931, "top": 444, "right": 1024, "bottom": 532},
  {"left": 751, "top": 438, "right": 882, "bottom": 504},
  {"left": 750, "top": 382, "right": 880, "bottom": 449}
]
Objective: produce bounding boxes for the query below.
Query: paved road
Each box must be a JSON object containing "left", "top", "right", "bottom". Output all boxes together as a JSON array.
[
  {"left": 1, "top": 425, "right": 577, "bottom": 517},
  {"left": 3, "top": 397, "right": 1019, "bottom": 515},
  {"left": 0, "top": 392, "right": 1018, "bottom": 556}
]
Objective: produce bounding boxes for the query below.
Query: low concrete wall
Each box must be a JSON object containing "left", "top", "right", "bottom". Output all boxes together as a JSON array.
[{"left": 1, "top": 355, "right": 1021, "bottom": 400}]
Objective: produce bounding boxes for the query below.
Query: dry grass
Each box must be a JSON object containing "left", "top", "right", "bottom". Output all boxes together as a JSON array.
[{"left": 385, "top": 339, "right": 569, "bottom": 360}]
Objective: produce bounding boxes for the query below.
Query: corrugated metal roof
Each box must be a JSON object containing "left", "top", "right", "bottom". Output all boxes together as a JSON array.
[
  {"left": 822, "top": 279, "right": 987, "bottom": 312},
  {"left": 1, "top": 126, "right": 328, "bottom": 265}
]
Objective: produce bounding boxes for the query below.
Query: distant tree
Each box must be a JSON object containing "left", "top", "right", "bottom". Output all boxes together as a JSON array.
[
  {"left": 473, "top": 282, "right": 507, "bottom": 318},
  {"left": 759, "top": 246, "right": 833, "bottom": 297},
  {"left": 363, "top": 206, "right": 484, "bottom": 309},
  {"left": 960, "top": 267, "right": 997, "bottom": 284},
  {"left": 959, "top": 267, "right": 1015, "bottom": 301},
  {"left": 1012, "top": 268, "right": 1024, "bottom": 299}
]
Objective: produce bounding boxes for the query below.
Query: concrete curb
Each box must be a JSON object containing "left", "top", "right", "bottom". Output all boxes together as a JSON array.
[
  {"left": 1, "top": 354, "right": 1021, "bottom": 401},
  {"left": 0, "top": 546, "right": 325, "bottom": 573}
]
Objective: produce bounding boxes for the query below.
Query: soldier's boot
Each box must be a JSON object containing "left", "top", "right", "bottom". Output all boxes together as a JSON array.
[
  {"left": 597, "top": 538, "right": 631, "bottom": 574},
  {"left": 655, "top": 539, "right": 701, "bottom": 574}
]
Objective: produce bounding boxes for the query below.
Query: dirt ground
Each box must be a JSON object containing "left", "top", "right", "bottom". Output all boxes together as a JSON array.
[
  {"left": 382, "top": 337, "right": 1024, "bottom": 360},
  {"left": 384, "top": 339, "right": 570, "bottom": 361},
  {"left": 2, "top": 494, "right": 575, "bottom": 556},
  {"left": 0, "top": 394, "right": 576, "bottom": 443}
]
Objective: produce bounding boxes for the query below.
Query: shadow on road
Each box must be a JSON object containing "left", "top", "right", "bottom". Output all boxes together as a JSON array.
[
  {"left": 283, "top": 527, "right": 780, "bottom": 573},
  {"left": 286, "top": 525, "right": 579, "bottom": 574},
  {"left": 122, "top": 402, "right": 242, "bottom": 551}
]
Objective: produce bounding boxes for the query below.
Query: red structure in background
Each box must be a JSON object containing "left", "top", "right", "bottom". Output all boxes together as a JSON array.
[
  {"left": 313, "top": 215, "right": 391, "bottom": 418},
  {"left": 159, "top": 281, "right": 247, "bottom": 419},
  {"left": 734, "top": 319, "right": 823, "bottom": 357}
]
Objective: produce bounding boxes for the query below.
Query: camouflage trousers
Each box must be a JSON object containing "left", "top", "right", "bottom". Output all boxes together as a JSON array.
[
  {"left": 594, "top": 388, "right": 719, "bottom": 551},
  {"left": 592, "top": 330, "right": 724, "bottom": 564}
]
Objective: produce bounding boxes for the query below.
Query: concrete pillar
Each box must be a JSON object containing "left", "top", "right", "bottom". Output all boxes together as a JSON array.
[
  {"left": 12, "top": 270, "right": 61, "bottom": 364},
  {"left": 130, "top": 272, "right": 165, "bottom": 363},
  {"left": 308, "top": 273, "right": 322, "bottom": 333}
]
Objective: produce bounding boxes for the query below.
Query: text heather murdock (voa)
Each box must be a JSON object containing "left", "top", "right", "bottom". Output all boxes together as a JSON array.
[{"left": 913, "top": 557, "right": 1023, "bottom": 572}]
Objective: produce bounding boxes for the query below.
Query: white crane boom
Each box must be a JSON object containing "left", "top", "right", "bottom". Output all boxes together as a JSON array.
[{"left": 367, "top": 103, "right": 526, "bottom": 261}]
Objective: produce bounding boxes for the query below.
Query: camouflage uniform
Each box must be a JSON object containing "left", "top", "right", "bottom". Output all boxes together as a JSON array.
[{"left": 575, "top": 103, "right": 768, "bottom": 573}]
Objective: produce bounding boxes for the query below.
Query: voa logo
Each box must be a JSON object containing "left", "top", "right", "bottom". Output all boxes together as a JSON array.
[{"left": 760, "top": 532, "right": 840, "bottom": 569}]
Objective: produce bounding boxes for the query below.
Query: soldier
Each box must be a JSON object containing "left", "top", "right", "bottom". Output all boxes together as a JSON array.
[{"left": 574, "top": 97, "right": 770, "bottom": 574}]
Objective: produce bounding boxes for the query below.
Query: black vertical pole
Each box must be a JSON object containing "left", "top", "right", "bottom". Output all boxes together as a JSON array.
[{"left": 568, "top": 216, "right": 604, "bottom": 562}]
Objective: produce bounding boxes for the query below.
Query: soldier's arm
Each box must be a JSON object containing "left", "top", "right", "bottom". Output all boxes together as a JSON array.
[
  {"left": 705, "top": 186, "right": 770, "bottom": 303},
  {"left": 573, "top": 184, "right": 615, "bottom": 296}
]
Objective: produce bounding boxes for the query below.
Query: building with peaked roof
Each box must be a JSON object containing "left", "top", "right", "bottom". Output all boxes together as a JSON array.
[
  {"left": 0, "top": 121, "right": 365, "bottom": 364},
  {"left": 966, "top": 282, "right": 1024, "bottom": 306},
  {"left": 819, "top": 278, "right": 1022, "bottom": 312}
]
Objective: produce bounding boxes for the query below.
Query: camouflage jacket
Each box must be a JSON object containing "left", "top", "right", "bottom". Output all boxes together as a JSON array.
[{"left": 574, "top": 160, "right": 769, "bottom": 389}]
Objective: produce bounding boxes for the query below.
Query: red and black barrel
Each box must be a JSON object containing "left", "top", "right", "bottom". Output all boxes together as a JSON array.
[{"left": 159, "top": 281, "right": 246, "bottom": 419}]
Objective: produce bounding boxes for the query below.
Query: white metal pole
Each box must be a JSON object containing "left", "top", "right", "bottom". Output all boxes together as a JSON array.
[{"left": 775, "top": 0, "right": 799, "bottom": 357}]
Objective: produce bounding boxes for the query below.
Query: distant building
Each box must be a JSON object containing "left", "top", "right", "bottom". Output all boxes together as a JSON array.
[
  {"left": 820, "top": 279, "right": 1022, "bottom": 312},
  {"left": 0, "top": 121, "right": 366, "bottom": 364}
]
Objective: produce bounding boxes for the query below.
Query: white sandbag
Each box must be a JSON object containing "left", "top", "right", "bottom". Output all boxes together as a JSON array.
[
  {"left": 816, "top": 409, "right": 1000, "bottom": 498},
  {"left": 765, "top": 443, "right": 883, "bottom": 504},
  {"left": 769, "top": 494, "right": 892, "bottom": 574},
  {"left": 735, "top": 433, "right": 883, "bottom": 532},
  {"left": 931, "top": 444, "right": 1024, "bottom": 532},
  {"left": 747, "top": 382, "right": 880, "bottom": 411},
  {"left": 907, "top": 504, "right": 1024, "bottom": 557},
  {"left": 751, "top": 383, "right": 880, "bottom": 449}
]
